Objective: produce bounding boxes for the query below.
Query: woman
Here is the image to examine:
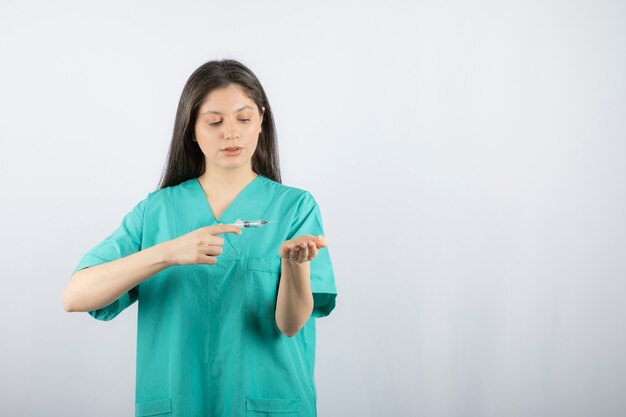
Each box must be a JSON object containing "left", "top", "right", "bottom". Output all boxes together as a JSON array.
[{"left": 63, "top": 59, "right": 337, "bottom": 417}]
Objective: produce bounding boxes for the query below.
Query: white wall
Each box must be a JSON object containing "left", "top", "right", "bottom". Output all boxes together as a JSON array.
[{"left": 1, "top": 0, "right": 625, "bottom": 416}]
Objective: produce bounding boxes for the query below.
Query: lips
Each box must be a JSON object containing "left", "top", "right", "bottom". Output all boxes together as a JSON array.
[{"left": 222, "top": 146, "right": 242, "bottom": 151}]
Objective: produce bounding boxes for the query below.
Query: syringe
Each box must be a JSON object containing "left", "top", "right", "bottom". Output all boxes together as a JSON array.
[{"left": 229, "top": 219, "right": 279, "bottom": 229}]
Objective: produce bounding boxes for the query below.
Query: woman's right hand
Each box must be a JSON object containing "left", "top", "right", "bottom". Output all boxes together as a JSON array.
[{"left": 164, "top": 224, "right": 242, "bottom": 266}]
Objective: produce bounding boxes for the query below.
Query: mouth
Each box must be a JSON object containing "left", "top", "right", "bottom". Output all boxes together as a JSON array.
[{"left": 222, "top": 146, "right": 242, "bottom": 151}]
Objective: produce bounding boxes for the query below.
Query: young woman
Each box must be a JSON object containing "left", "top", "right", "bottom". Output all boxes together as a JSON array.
[{"left": 63, "top": 59, "right": 337, "bottom": 417}]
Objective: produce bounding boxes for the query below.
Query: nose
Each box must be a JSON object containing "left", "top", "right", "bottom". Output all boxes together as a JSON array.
[{"left": 223, "top": 119, "right": 239, "bottom": 140}]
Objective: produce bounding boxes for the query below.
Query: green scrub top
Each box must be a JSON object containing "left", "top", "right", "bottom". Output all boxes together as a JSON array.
[{"left": 72, "top": 175, "right": 337, "bottom": 417}]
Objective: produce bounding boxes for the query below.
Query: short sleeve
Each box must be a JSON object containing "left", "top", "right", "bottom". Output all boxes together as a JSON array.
[
  {"left": 72, "top": 196, "right": 148, "bottom": 321},
  {"left": 288, "top": 191, "right": 337, "bottom": 319}
]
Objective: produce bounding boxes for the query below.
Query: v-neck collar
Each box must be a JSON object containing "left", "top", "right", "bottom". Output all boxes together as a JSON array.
[{"left": 194, "top": 174, "right": 262, "bottom": 224}]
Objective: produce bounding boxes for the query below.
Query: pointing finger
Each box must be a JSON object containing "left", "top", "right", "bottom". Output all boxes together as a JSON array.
[{"left": 212, "top": 224, "right": 242, "bottom": 235}]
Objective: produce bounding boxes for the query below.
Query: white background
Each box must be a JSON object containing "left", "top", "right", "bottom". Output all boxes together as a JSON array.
[{"left": 1, "top": 0, "right": 625, "bottom": 416}]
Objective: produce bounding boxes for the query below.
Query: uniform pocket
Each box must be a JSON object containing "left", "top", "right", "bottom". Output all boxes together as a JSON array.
[
  {"left": 246, "top": 397, "right": 300, "bottom": 416},
  {"left": 136, "top": 398, "right": 172, "bottom": 416},
  {"left": 245, "top": 256, "right": 281, "bottom": 320}
]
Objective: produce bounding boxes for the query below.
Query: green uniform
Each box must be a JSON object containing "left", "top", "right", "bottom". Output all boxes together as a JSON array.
[{"left": 72, "top": 175, "right": 337, "bottom": 417}]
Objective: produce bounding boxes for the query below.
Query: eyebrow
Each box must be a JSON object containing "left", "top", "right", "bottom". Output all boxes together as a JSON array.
[{"left": 201, "top": 105, "right": 254, "bottom": 115}]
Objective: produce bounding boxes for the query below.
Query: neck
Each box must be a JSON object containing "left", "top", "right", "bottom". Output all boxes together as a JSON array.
[{"left": 198, "top": 164, "right": 258, "bottom": 195}]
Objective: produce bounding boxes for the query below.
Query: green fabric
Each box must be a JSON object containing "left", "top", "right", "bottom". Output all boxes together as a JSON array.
[{"left": 72, "top": 175, "right": 337, "bottom": 417}]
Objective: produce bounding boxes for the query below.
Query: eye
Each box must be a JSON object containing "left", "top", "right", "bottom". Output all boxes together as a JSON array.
[{"left": 209, "top": 119, "right": 250, "bottom": 126}]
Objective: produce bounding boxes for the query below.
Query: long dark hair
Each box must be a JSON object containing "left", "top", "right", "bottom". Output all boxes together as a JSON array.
[{"left": 157, "top": 59, "right": 281, "bottom": 190}]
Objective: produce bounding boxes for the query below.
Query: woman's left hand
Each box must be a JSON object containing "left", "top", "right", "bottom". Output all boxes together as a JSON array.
[{"left": 278, "top": 234, "right": 328, "bottom": 264}]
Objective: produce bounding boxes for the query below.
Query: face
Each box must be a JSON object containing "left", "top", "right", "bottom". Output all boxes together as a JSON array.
[{"left": 194, "top": 83, "right": 265, "bottom": 173}]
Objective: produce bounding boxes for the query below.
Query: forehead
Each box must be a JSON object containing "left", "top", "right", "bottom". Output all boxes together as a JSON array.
[{"left": 200, "top": 85, "right": 257, "bottom": 115}]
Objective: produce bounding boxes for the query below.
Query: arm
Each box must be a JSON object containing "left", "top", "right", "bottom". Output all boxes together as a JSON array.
[
  {"left": 63, "top": 241, "right": 172, "bottom": 313},
  {"left": 275, "top": 258, "right": 314, "bottom": 337},
  {"left": 64, "top": 223, "right": 241, "bottom": 313}
]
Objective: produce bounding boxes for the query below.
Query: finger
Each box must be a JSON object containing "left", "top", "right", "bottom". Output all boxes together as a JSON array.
[
  {"left": 307, "top": 241, "right": 318, "bottom": 260},
  {"left": 202, "top": 255, "right": 218, "bottom": 265},
  {"left": 211, "top": 224, "right": 243, "bottom": 236},
  {"left": 280, "top": 244, "right": 292, "bottom": 258},
  {"left": 289, "top": 246, "right": 300, "bottom": 262},
  {"left": 207, "top": 236, "right": 225, "bottom": 246},
  {"left": 204, "top": 245, "right": 222, "bottom": 256},
  {"left": 314, "top": 235, "right": 328, "bottom": 248},
  {"left": 298, "top": 243, "right": 308, "bottom": 262}
]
